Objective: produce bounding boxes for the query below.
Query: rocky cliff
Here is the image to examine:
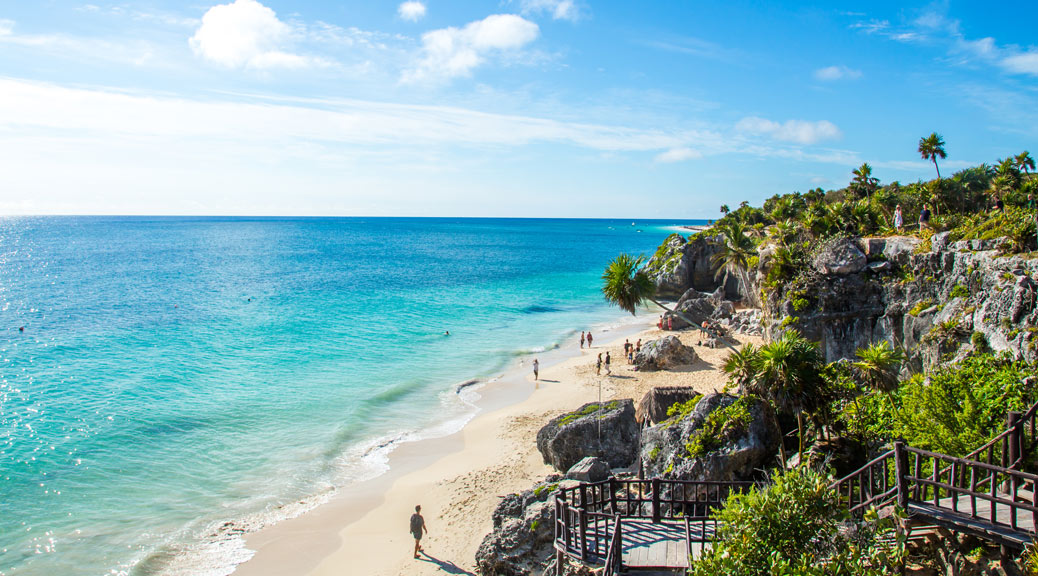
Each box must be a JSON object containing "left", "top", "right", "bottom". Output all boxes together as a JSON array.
[{"left": 762, "top": 234, "right": 1038, "bottom": 370}]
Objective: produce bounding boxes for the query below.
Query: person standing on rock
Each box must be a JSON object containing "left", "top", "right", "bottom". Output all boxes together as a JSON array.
[
  {"left": 533, "top": 358, "right": 539, "bottom": 381},
  {"left": 580, "top": 331, "right": 585, "bottom": 349},
  {"left": 410, "top": 505, "right": 428, "bottom": 558},
  {"left": 586, "top": 332, "right": 593, "bottom": 347},
  {"left": 604, "top": 352, "right": 611, "bottom": 375}
]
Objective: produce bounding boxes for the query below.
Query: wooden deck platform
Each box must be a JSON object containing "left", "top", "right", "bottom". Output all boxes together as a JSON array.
[
  {"left": 619, "top": 519, "right": 714, "bottom": 568},
  {"left": 909, "top": 492, "right": 1036, "bottom": 549}
]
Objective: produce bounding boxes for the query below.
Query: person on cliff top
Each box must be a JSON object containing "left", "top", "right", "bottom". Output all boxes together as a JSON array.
[
  {"left": 919, "top": 204, "right": 932, "bottom": 230},
  {"left": 410, "top": 505, "right": 428, "bottom": 558},
  {"left": 994, "top": 195, "right": 1005, "bottom": 213},
  {"left": 893, "top": 205, "right": 903, "bottom": 232}
]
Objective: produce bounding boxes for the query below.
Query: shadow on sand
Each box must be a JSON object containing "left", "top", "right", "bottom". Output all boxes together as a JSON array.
[{"left": 417, "top": 552, "right": 475, "bottom": 575}]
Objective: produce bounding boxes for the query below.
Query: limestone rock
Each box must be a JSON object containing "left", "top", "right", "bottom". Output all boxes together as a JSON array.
[
  {"left": 812, "top": 238, "right": 867, "bottom": 275},
  {"left": 565, "top": 457, "right": 610, "bottom": 483},
  {"left": 640, "top": 393, "right": 780, "bottom": 482},
  {"left": 477, "top": 477, "right": 564, "bottom": 576},
  {"left": 636, "top": 386, "right": 700, "bottom": 426},
  {"left": 536, "top": 399, "right": 639, "bottom": 472},
  {"left": 634, "top": 335, "right": 698, "bottom": 372}
]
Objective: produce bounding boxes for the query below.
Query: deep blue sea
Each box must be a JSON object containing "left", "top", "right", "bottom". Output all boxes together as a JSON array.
[{"left": 0, "top": 217, "right": 699, "bottom": 576}]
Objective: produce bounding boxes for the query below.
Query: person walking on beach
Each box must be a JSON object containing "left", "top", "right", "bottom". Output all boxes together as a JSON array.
[
  {"left": 580, "top": 331, "right": 585, "bottom": 349},
  {"left": 596, "top": 353, "right": 602, "bottom": 375},
  {"left": 410, "top": 505, "right": 428, "bottom": 558},
  {"left": 604, "top": 352, "right": 611, "bottom": 375},
  {"left": 586, "top": 332, "right": 593, "bottom": 347},
  {"left": 533, "top": 358, "right": 540, "bottom": 381},
  {"left": 635, "top": 339, "right": 641, "bottom": 353},
  {"left": 893, "top": 205, "right": 903, "bottom": 232}
]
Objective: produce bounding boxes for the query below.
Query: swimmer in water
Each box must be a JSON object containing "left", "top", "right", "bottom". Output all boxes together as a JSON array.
[{"left": 444, "top": 331, "right": 450, "bottom": 336}]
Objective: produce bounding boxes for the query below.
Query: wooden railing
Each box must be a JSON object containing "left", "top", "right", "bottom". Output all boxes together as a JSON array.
[
  {"left": 602, "top": 515, "right": 622, "bottom": 576},
  {"left": 964, "top": 403, "right": 1038, "bottom": 471},
  {"left": 831, "top": 448, "right": 898, "bottom": 514},
  {"left": 553, "top": 478, "right": 753, "bottom": 569}
]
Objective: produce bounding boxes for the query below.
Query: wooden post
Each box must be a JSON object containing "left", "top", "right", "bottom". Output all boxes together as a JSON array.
[
  {"left": 651, "top": 478, "right": 661, "bottom": 524},
  {"left": 894, "top": 441, "right": 909, "bottom": 510},
  {"left": 609, "top": 478, "right": 617, "bottom": 515},
  {"left": 578, "top": 509, "right": 588, "bottom": 561},
  {"left": 1008, "top": 411, "right": 1022, "bottom": 470}
]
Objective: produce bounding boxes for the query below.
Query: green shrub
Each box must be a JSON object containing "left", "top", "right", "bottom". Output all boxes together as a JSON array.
[
  {"left": 971, "top": 331, "right": 991, "bottom": 353},
  {"left": 897, "top": 353, "right": 1037, "bottom": 456},
  {"left": 950, "top": 283, "right": 969, "bottom": 299},
  {"left": 908, "top": 299, "right": 934, "bottom": 316},
  {"left": 685, "top": 397, "right": 752, "bottom": 459},
  {"left": 558, "top": 401, "right": 619, "bottom": 426},
  {"left": 666, "top": 396, "right": 701, "bottom": 420},
  {"left": 689, "top": 467, "right": 905, "bottom": 576}
]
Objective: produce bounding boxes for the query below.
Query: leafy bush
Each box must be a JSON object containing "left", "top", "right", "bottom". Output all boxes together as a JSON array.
[
  {"left": 689, "top": 467, "right": 905, "bottom": 576},
  {"left": 908, "top": 299, "right": 934, "bottom": 316},
  {"left": 685, "top": 397, "right": 752, "bottom": 459},
  {"left": 950, "top": 283, "right": 969, "bottom": 299},
  {"left": 897, "top": 353, "right": 1037, "bottom": 456},
  {"left": 666, "top": 395, "right": 701, "bottom": 419}
]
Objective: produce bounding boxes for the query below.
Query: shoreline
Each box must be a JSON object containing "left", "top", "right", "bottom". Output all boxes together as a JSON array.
[{"left": 231, "top": 308, "right": 755, "bottom": 576}]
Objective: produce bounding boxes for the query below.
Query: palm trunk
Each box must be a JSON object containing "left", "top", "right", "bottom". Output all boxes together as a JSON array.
[
  {"left": 649, "top": 298, "right": 738, "bottom": 353},
  {"left": 796, "top": 411, "right": 805, "bottom": 466},
  {"left": 775, "top": 412, "right": 788, "bottom": 469}
]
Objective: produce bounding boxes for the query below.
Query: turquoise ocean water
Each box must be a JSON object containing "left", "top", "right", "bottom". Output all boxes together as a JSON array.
[{"left": 0, "top": 217, "right": 701, "bottom": 576}]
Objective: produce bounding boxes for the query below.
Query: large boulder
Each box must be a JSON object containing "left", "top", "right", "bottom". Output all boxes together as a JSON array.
[
  {"left": 565, "top": 457, "right": 611, "bottom": 483},
  {"left": 536, "top": 399, "right": 639, "bottom": 472},
  {"left": 477, "top": 477, "right": 570, "bottom": 576},
  {"left": 636, "top": 386, "right": 700, "bottom": 426},
  {"left": 812, "top": 237, "right": 867, "bottom": 276},
  {"left": 634, "top": 336, "right": 698, "bottom": 372},
  {"left": 640, "top": 393, "right": 780, "bottom": 482}
]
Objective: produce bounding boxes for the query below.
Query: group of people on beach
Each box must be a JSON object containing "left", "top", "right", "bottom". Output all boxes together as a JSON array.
[
  {"left": 579, "top": 331, "right": 593, "bottom": 348},
  {"left": 623, "top": 338, "right": 641, "bottom": 365}
]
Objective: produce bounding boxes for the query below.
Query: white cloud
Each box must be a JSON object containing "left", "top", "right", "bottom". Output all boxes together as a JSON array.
[
  {"left": 0, "top": 19, "right": 14, "bottom": 36},
  {"left": 655, "top": 147, "right": 702, "bottom": 163},
  {"left": 189, "top": 0, "right": 314, "bottom": 69},
  {"left": 814, "top": 65, "right": 862, "bottom": 81},
  {"left": 403, "top": 14, "right": 539, "bottom": 82},
  {"left": 398, "top": 1, "right": 427, "bottom": 22},
  {"left": 521, "top": 0, "right": 579, "bottom": 22},
  {"left": 1002, "top": 50, "right": 1038, "bottom": 76},
  {"left": 735, "top": 117, "right": 842, "bottom": 145}
]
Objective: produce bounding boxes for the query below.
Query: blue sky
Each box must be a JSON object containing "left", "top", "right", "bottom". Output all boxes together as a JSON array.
[{"left": 0, "top": 1, "right": 1035, "bottom": 217}]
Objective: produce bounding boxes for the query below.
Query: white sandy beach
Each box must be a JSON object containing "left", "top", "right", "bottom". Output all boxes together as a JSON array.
[{"left": 233, "top": 315, "right": 759, "bottom": 576}]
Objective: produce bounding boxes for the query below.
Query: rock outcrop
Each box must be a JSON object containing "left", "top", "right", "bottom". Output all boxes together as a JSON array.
[
  {"left": 642, "top": 233, "right": 747, "bottom": 300},
  {"left": 634, "top": 335, "right": 698, "bottom": 371},
  {"left": 812, "top": 237, "right": 867, "bottom": 276},
  {"left": 476, "top": 476, "right": 568, "bottom": 576},
  {"left": 536, "top": 399, "right": 639, "bottom": 472},
  {"left": 564, "top": 457, "right": 610, "bottom": 483},
  {"left": 640, "top": 393, "right": 780, "bottom": 482},
  {"left": 635, "top": 386, "right": 700, "bottom": 426},
  {"left": 763, "top": 235, "right": 1038, "bottom": 368}
]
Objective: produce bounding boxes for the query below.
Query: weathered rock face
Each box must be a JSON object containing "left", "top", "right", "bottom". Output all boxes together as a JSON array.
[
  {"left": 812, "top": 237, "right": 867, "bottom": 276},
  {"left": 565, "top": 457, "right": 611, "bottom": 483},
  {"left": 764, "top": 235, "right": 1038, "bottom": 368},
  {"left": 642, "top": 233, "right": 746, "bottom": 300},
  {"left": 536, "top": 399, "right": 639, "bottom": 472},
  {"left": 635, "top": 386, "right": 700, "bottom": 426},
  {"left": 634, "top": 335, "right": 698, "bottom": 371},
  {"left": 476, "top": 476, "right": 568, "bottom": 576},
  {"left": 640, "top": 393, "right": 780, "bottom": 482}
]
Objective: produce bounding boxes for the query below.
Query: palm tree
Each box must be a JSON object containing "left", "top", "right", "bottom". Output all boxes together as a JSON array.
[
  {"left": 918, "top": 133, "right": 947, "bottom": 180},
  {"left": 710, "top": 219, "right": 757, "bottom": 306},
  {"left": 746, "top": 331, "right": 824, "bottom": 465},
  {"left": 601, "top": 254, "right": 736, "bottom": 351},
  {"left": 851, "top": 341, "right": 904, "bottom": 417},
  {"left": 720, "top": 204, "right": 731, "bottom": 216},
  {"left": 1016, "top": 151, "right": 1035, "bottom": 175},
  {"left": 721, "top": 342, "right": 759, "bottom": 392},
  {"left": 851, "top": 163, "right": 880, "bottom": 201}
]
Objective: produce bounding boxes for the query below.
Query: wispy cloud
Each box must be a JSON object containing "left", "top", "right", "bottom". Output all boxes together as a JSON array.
[
  {"left": 0, "top": 19, "right": 14, "bottom": 36},
  {"left": 520, "top": 0, "right": 580, "bottom": 22},
  {"left": 644, "top": 36, "right": 737, "bottom": 62},
  {"left": 654, "top": 147, "right": 702, "bottom": 163},
  {"left": 397, "top": 1, "right": 427, "bottom": 22},
  {"left": 189, "top": 0, "right": 325, "bottom": 69},
  {"left": 814, "top": 65, "right": 862, "bottom": 81},
  {"left": 402, "top": 14, "right": 540, "bottom": 83},
  {"left": 735, "top": 117, "right": 842, "bottom": 145}
]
